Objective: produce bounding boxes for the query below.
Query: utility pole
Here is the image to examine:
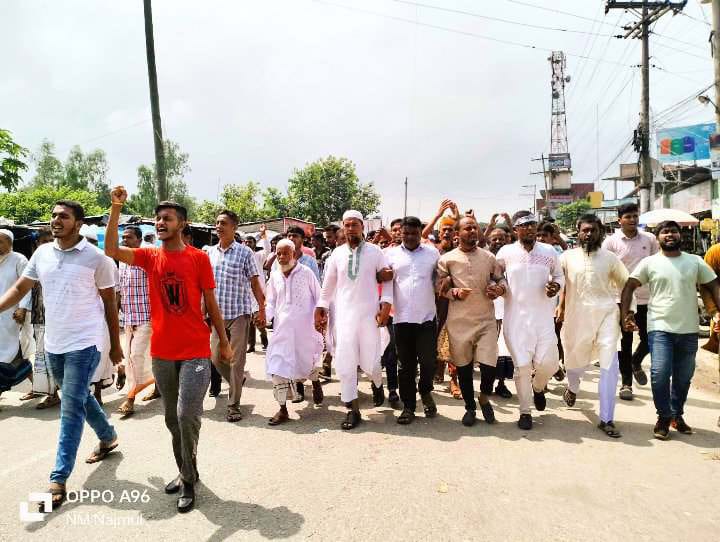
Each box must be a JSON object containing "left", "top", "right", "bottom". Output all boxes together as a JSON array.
[
  {"left": 143, "top": 0, "right": 167, "bottom": 203},
  {"left": 530, "top": 155, "right": 549, "bottom": 217},
  {"left": 605, "top": 1, "right": 687, "bottom": 214},
  {"left": 710, "top": 0, "right": 720, "bottom": 129},
  {"left": 403, "top": 176, "right": 408, "bottom": 217}
]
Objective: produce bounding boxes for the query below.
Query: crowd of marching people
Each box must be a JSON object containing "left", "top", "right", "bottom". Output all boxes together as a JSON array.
[{"left": 1, "top": 186, "right": 719, "bottom": 514}]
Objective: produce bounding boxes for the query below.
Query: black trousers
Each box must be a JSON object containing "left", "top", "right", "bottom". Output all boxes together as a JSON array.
[
  {"left": 456, "top": 363, "right": 496, "bottom": 411},
  {"left": 209, "top": 364, "right": 222, "bottom": 395},
  {"left": 395, "top": 320, "right": 436, "bottom": 410},
  {"left": 248, "top": 320, "right": 268, "bottom": 349},
  {"left": 619, "top": 303, "right": 649, "bottom": 386},
  {"left": 381, "top": 317, "right": 398, "bottom": 391}
]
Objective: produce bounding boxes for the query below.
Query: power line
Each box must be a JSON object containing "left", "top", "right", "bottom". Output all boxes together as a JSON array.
[{"left": 311, "top": 0, "right": 635, "bottom": 67}]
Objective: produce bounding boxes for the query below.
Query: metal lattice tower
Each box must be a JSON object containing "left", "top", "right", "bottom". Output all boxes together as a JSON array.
[{"left": 549, "top": 51, "right": 569, "bottom": 158}]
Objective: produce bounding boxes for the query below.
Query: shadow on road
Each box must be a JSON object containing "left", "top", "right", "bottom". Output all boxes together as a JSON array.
[{"left": 24, "top": 452, "right": 305, "bottom": 540}]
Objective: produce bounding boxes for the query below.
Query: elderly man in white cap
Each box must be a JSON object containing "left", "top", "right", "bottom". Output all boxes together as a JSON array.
[
  {"left": 265, "top": 239, "right": 325, "bottom": 425},
  {"left": 0, "top": 228, "right": 32, "bottom": 384},
  {"left": 315, "top": 210, "right": 394, "bottom": 429}
]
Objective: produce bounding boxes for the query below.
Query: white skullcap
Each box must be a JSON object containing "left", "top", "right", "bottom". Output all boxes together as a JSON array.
[
  {"left": 0, "top": 229, "right": 14, "bottom": 242},
  {"left": 276, "top": 239, "right": 295, "bottom": 252},
  {"left": 342, "top": 210, "right": 363, "bottom": 222}
]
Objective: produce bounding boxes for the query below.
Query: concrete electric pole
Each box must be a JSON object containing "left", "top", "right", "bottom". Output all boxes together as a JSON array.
[
  {"left": 143, "top": 0, "right": 168, "bottom": 203},
  {"left": 605, "top": 1, "right": 688, "bottom": 214}
]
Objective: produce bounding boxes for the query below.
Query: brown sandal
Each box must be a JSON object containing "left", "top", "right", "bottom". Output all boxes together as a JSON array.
[
  {"left": 85, "top": 440, "right": 118, "bottom": 464},
  {"left": 268, "top": 409, "right": 289, "bottom": 426},
  {"left": 226, "top": 405, "right": 243, "bottom": 423},
  {"left": 36, "top": 395, "right": 61, "bottom": 409},
  {"left": 41, "top": 484, "right": 66, "bottom": 512}
]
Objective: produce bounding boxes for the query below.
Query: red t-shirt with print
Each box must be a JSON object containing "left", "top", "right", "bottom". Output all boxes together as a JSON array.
[{"left": 133, "top": 245, "right": 215, "bottom": 360}]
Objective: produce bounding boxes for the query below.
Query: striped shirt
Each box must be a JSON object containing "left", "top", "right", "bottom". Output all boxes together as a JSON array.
[
  {"left": 205, "top": 241, "right": 259, "bottom": 319},
  {"left": 119, "top": 262, "right": 151, "bottom": 326}
]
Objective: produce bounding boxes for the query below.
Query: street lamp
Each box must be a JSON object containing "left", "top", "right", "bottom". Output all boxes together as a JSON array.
[
  {"left": 698, "top": 94, "right": 720, "bottom": 115},
  {"left": 521, "top": 184, "right": 537, "bottom": 215}
]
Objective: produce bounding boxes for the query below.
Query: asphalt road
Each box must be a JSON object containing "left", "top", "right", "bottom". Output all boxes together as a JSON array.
[{"left": 1, "top": 347, "right": 719, "bottom": 541}]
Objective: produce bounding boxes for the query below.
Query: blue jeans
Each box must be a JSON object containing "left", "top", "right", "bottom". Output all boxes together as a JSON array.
[
  {"left": 648, "top": 331, "right": 697, "bottom": 419},
  {"left": 47, "top": 345, "right": 116, "bottom": 484}
]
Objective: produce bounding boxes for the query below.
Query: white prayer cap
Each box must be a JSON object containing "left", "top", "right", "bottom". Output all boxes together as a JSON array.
[
  {"left": 342, "top": 210, "right": 364, "bottom": 223},
  {"left": 513, "top": 213, "right": 538, "bottom": 226},
  {"left": 276, "top": 239, "right": 295, "bottom": 252},
  {"left": 79, "top": 224, "right": 98, "bottom": 241},
  {"left": 0, "top": 228, "right": 13, "bottom": 242}
]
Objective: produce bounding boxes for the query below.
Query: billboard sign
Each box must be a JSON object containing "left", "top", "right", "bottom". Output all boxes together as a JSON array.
[
  {"left": 656, "top": 122, "right": 715, "bottom": 163},
  {"left": 548, "top": 153, "right": 571, "bottom": 170}
]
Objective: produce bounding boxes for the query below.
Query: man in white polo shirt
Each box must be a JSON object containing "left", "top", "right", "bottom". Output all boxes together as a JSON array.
[
  {"left": 0, "top": 200, "right": 122, "bottom": 511},
  {"left": 602, "top": 202, "right": 659, "bottom": 401},
  {"left": 385, "top": 216, "right": 440, "bottom": 424}
]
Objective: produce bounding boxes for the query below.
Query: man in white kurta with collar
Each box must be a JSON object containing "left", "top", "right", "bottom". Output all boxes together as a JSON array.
[
  {"left": 496, "top": 212, "right": 563, "bottom": 431},
  {"left": 315, "top": 210, "right": 393, "bottom": 430},
  {"left": 0, "top": 229, "right": 32, "bottom": 369},
  {"left": 559, "top": 214, "right": 630, "bottom": 438},
  {"left": 265, "top": 239, "right": 325, "bottom": 426}
]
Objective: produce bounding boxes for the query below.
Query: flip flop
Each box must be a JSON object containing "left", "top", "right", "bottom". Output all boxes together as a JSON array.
[
  {"left": 85, "top": 441, "right": 118, "bottom": 464},
  {"left": 115, "top": 371, "right": 126, "bottom": 391},
  {"left": 226, "top": 406, "right": 243, "bottom": 423},
  {"left": 36, "top": 395, "right": 61, "bottom": 410},
  {"left": 41, "top": 485, "right": 66, "bottom": 512},
  {"left": 598, "top": 421, "right": 622, "bottom": 438},
  {"left": 19, "top": 392, "right": 41, "bottom": 401},
  {"left": 116, "top": 402, "right": 134, "bottom": 417}
]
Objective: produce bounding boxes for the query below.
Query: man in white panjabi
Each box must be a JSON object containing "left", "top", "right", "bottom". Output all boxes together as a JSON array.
[
  {"left": 315, "top": 210, "right": 393, "bottom": 430},
  {"left": 265, "top": 239, "right": 325, "bottom": 426},
  {"left": 0, "top": 229, "right": 32, "bottom": 390},
  {"left": 496, "top": 211, "right": 563, "bottom": 431},
  {"left": 558, "top": 214, "right": 630, "bottom": 438}
]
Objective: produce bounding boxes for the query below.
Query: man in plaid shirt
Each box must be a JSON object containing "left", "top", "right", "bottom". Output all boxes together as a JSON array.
[
  {"left": 116, "top": 226, "right": 155, "bottom": 417},
  {"left": 205, "top": 210, "right": 266, "bottom": 422}
]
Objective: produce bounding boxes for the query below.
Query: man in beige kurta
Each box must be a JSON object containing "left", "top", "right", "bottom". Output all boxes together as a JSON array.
[
  {"left": 437, "top": 217, "right": 506, "bottom": 427},
  {"left": 558, "top": 214, "right": 630, "bottom": 438}
]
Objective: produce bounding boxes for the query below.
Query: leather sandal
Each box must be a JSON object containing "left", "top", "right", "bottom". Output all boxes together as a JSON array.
[{"left": 341, "top": 410, "right": 362, "bottom": 430}]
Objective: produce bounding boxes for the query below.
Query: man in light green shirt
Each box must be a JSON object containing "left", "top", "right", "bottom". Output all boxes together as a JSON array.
[{"left": 621, "top": 220, "right": 720, "bottom": 441}]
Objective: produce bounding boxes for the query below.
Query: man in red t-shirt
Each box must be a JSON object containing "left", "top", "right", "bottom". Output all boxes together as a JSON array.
[{"left": 105, "top": 186, "right": 232, "bottom": 514}]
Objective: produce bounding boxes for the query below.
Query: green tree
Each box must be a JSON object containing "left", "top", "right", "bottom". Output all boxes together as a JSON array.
[
  {"left": 555, "top": 199, "right": 592, "bottom": 231},
  {"left": 31, "top": 140, "right": 64, "bottom": 188},
  {"left": 220, "top": 181, "right": 262, "bottom": 223},
  {"left": 0, "top": 186, "right": 103, "bottom": 224},
  {"left": 261, "top": 186, "right": 292, "bottom": 218},
  {"left": 64, "top": 146, "right": 111, "bottom": 206},
  {"left": 126, "top": 140, "right": 196, "bottom": 218},
  {"left": 287, "top": 156, "right": 380, "bottom": 225},
  {"left": 0, "top": 129, "right": 29, "bottom": 191},
  {"left": 194, "top": 200, "right": 224, "bottom": 225}
]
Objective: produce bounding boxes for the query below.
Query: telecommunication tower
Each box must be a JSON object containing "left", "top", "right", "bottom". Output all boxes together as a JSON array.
[{"left": 548, "top": 51, "right": 572, "bottom": 190}]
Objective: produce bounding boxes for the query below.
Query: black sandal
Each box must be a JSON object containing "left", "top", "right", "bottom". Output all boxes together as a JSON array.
[
  {"left": 598, "top": 421, "right": 622, "bottom": 438},
  {"left": 563, "top": 388, "right": 577, "bottom": 407},
  {"left": 341, "top": 410, "right": 362, "bottom": 430},
  {"left": 397, "top": 408, "right": 415, "bottom": 425}
]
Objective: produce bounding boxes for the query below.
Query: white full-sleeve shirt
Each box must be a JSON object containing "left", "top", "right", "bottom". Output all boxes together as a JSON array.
[{"left": 385, "top": 243, "right": 439, "bottom": 324}]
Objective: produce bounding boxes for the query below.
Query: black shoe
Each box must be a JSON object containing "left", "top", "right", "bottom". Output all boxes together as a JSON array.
[
  {"left": 165, "top": 474, "right": 182, "bottom": 494},
  {"left": 619, "top": 385, "right": 633, "bottom": 401},
  {"left": 461, "top": 410, "right": 476, "bottom": 427},
  {"left": 632, "top": 367, "right": 648, "bottom": 386},
  {"left": 246, "top": 346, "right": 255, "bottom": 354},
  {"left": 177, "top": 482, "right": 195, "bottom": 513},
  {"left": 654, "top": 417, "right": 671, "bottom": 440},
  {"left": 208, "top": 387, "right": 220, "bottom": 398},
  {"left": 518, "top": 413, "right": 533, "bottom": 430},
  {"left": 671, "top": 415, "right": 693, "bottom": 434},
  {"left": 388, "top": 389, "right": 400, "bottom": 405},
  {"left": 397, "top": 408, "right": 415, "bottom": 425},
  {"left": 553, "top": 367, "right": 566, "bottom": 382},
  {"left": 533, "top": 390, "right": 546, "bottom": 411},
  {"left": 292, "top": 382, "right": 305, "bottom": 403},
  {"left": 371, "top": 383, "right": 385, "bottom": 407},
  {"left": 421, "top": 393, "right": 437, "bottom": 418},
  {"left": 479, "top": 399, "right": 496, "bottom": 424},
  {"left": 495, "top": 384, "right": 512, "bottom": 399}
]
